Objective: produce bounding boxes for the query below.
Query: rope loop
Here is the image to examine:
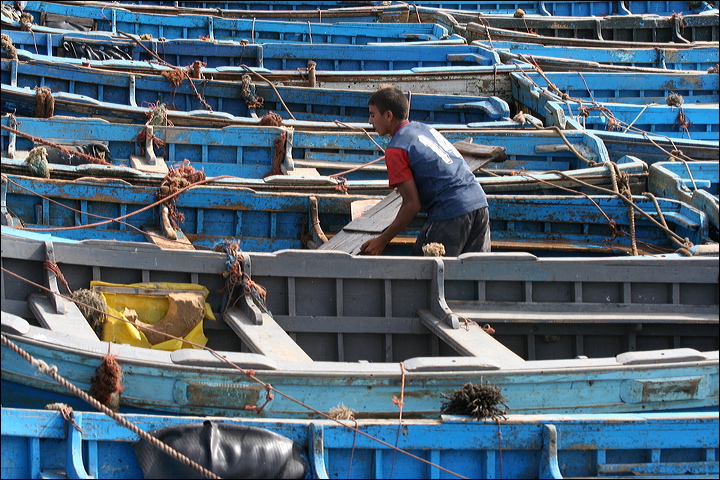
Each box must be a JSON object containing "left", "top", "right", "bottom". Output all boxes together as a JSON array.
[
  {"left": 240, "top": 74, "right": 264, "bottom": 108},
  {"left": 213, "top": 239, "right": 270, "bottom": 316},
  {"left": 43, "top": 260, "right": 72, "bottom": 295}
]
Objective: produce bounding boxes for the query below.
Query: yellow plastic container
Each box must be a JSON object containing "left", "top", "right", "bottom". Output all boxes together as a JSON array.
[{"left": 91, "top": 281, "right": 214, "bottom": 351}]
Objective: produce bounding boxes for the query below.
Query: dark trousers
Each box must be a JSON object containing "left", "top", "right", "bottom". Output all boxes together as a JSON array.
[{"left": 411, "top": 206, "right": 491, "bottom": 256}]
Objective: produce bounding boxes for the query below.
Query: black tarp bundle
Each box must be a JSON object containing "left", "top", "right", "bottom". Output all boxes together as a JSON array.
[{"left": 134, "top": 420, "right": 309, "bottom": 479}]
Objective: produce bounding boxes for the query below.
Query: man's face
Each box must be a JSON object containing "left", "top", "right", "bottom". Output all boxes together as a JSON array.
[{"left": 368, "top": 104, "right": 393, "bottom": 136}]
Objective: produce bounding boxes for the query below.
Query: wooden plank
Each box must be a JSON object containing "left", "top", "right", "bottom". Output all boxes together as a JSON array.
[
  {"left": 224, "top": 308, "right": 313, "bottom": 363},
  {"left": 342, "top": 191, "right": 402, "bottom": 233},
  {"left": 143, "top": 227, "right": 196, "bottom": 250},
  {"left": 418, "top": 309, "right": 524, "bottom": 365},
  {"left": 447, "top": 300, "right": 719, "bottom": 324},
  {"left": 453, "top": 140, "right": 507, "bottom": 160},
  {"left": 318, "top": 191, "right": 402, "bottom": 254},
  {"left": 28, "top": 293, "right": 99, "bottom": 342},
  {"left": 91, "top": 286, "right": 203, "bottom": 296}
]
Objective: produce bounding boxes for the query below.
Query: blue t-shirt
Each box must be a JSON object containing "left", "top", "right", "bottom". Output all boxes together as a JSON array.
[{"left": 386, "top": 121, "right": 487, "bottom": 222}]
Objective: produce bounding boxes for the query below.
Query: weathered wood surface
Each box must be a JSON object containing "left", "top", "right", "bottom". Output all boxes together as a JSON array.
[
  {"left": 28, "top": 293, "right": 99, "bottom": 342},
  {"left": 224, "top": 307, "right": 313, "bottom": 363},
  {"left": 318, "top": 191, "right": 402, "bottom": 254}
]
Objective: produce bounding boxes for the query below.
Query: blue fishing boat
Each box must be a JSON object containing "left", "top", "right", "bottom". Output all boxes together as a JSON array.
[
  {"left": 1, "top": 30, "right": 528, "bottom": 99},
  {"left": 2, "top": 1, "right": 465, "bottom": 44},
  {"left": 320, "top": 189, "right": 715, "bottom": 256},
  {"left": 511, "top": 70, "right": 719, "bottom": 106},
  {"left": 463, "top": 23, "right": 719, "bottom": 49},
  {"left": 40, "top": 0, "right": 720, "bottom": 16},
  {"left": 553, "top": 101, "right": 719, "bottom": 142},
  {"left": 649, "top": 160, "right": 719, "bottom": 240},
  {"left": 511, "top": 71, "right": 720, "bottom": 141},
  {"left": 54, "top": 1, "right": 383, "bottom": 9},
  {"left": 588, "top": 129, "right": 719, "bottom": 171},
  {"left": 287, "top": 125, "right": 642, "bottom": 184},
  {"left": 2, "top": 168, "right": 712, "bottom": 255},
  {"left": 0, "top": 82, "right": 520, "bottom": 131},
  {"left": 476, "top": 40, "right": 720, "bottom": 72},
  {"left": 1, "top": 227, "right": 717, "bottom": 422},
  {"left": 461, "top": 11, "right": 719, "bottom": 44},
  {"left": 405, "top": 0, "right": 718, "bottom": 16},
  {"left": 0, "top": 54, "right": 512, "bottom": 128},
  {"left": 1, "top": 114, "right": 650, "bottom": 193},
  {"left": 2, "top": 407, "right": 718, "bottom": 479},
  {"left": 20, "top": 1, "right": 460, "bottom": 25}
]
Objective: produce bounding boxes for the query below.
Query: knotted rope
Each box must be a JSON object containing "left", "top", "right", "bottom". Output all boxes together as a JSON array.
[
  {"left": 213, "top": 239, "right": 270, "bottom": 317},
  {"left": 34, "top": 86, "right": 54, "bottom": 118},
  {"left": 1, "top": 33, "right": 17, "bottom": 59},
  {"left": 156, "top": 160, "right": 206, "bottom": 230},
  {"left": 262, "top": 130, "right": 287, "bottom": 178},
  {"left": 240, "top": 74, "right": 264, "bottom": 108}
]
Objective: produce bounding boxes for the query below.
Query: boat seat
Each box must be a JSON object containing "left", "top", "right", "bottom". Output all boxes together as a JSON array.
[
  {"left": 224, "top": 307, "right": 312, "bottom": 363},
  {"left": 418, "top": 309, "right": 524, "bottom": 366},
  {"left": 294, "top": 158, "right": 387, "bottom": 172},
  {"left": 680, "top": 179, "right": 713, "bottom": 189},
  {"left": 445, "top": 300, "right": 719, "bottom": 325},
  {"left": 28, "top": 292, "right": 99, "bottom": 342}
]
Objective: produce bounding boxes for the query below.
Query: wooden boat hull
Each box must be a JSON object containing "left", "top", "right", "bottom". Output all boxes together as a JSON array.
[
  {"left": 480, "top": 40, "right": 720, "bottom": 72},
  {"left": 2, "top": 33, "right": 527, "bottom": 101},
  {"left": 6, "top": 1, "right": 463, "bottom": 44},
  {"left": 462, "top": 13, "right": 719, "bottom": 44},
  {"left": 649, "top": 161, "right": 719, "bottom": 240},
  {"left": 2, "top": 115, "right": 650, "bottom": 193},
  {"left": 588, "top": 129, "right": 719, "bottom": 166},
  {"left": 547, "top": 100, "right": 720, "bottom": 142},
  {"left": 0, "top": 57, "right": 512, "bottom": 127},
  {"left": 1, "top": 82, "right": 523, "bottom": 131},
  {"left": 511, "top": 71, "right": 720, "bottom": 141},
  {"left": 6, "top": 167, "right": 704, "bottom": 256},
  {"left": 41, "top": 0, "right": 719, "bottom": 17},
  {"left": 1, "top": 229, "right": 718, "bottom": 420},
  {"left": 2, "top": 407, "right": 718, "bottom": 479}
]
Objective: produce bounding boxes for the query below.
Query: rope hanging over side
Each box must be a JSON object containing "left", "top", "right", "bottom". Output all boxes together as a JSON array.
[
  {"left": 262, "top": 131, "right": 287, "bottom": 178},
  {"left": 240, "top": 74, "right": 264, "bottom": 108},
  {"left": 156, "top": 159, "right": 206, "bottom": 230},
  {"left": 87, "top": 353, "right": 124, "bottom": 412},
  {"left": 213, "top": 239, "right": 270, "bottom": 317},
  {"left": 1, "top": 32, "right": 18, "bottom": 59},
  {"left": 34, "top": 86, "right": 55, "bottom": 118}
]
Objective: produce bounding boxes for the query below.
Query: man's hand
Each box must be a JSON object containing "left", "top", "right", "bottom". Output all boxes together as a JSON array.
[
  {"left": 358, "top": 179, "right": 421, "bottom": 256},
  {"left": 360, "top": 236, "right": 388, "bottom": 255}
]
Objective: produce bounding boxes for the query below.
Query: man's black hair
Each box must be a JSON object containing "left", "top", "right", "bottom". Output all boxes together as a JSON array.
[{"left": 368, "top": 86, "right": 409, "bottom": 120}]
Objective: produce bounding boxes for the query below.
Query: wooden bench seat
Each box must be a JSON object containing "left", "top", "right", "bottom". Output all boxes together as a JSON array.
[
  {"left": 446, "top": 300, "right": 719, "bottom": 324},
  {"left": 418, "top": 309, "right": 524, "bottom": 365},
  {"left": 28, "top": 292, "right": 99, "bottom": 342},
  {"left": 224, "top": 307, "right": 313, "bottom": 363}
]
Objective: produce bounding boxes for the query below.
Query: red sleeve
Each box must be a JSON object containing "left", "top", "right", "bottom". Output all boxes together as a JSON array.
[{"left": 385, "top": 147, "right": 413, "bottom": 187}]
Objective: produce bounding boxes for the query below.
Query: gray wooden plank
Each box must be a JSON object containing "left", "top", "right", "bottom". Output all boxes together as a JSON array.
[
  {"left": 224, "top": 307, "right": 313, "bottom": 362},
  {"left": 28, "top": 293, "right": 99, "bottom": 341},
  {"left": 448, "top": 301, "right": 719, "bottom": 324},
  {"left": 318, "top": 191, "right": 403, "bottom": 253},
  {"left": 418, "top": 309, "right": 524, "bottom": 365}
]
